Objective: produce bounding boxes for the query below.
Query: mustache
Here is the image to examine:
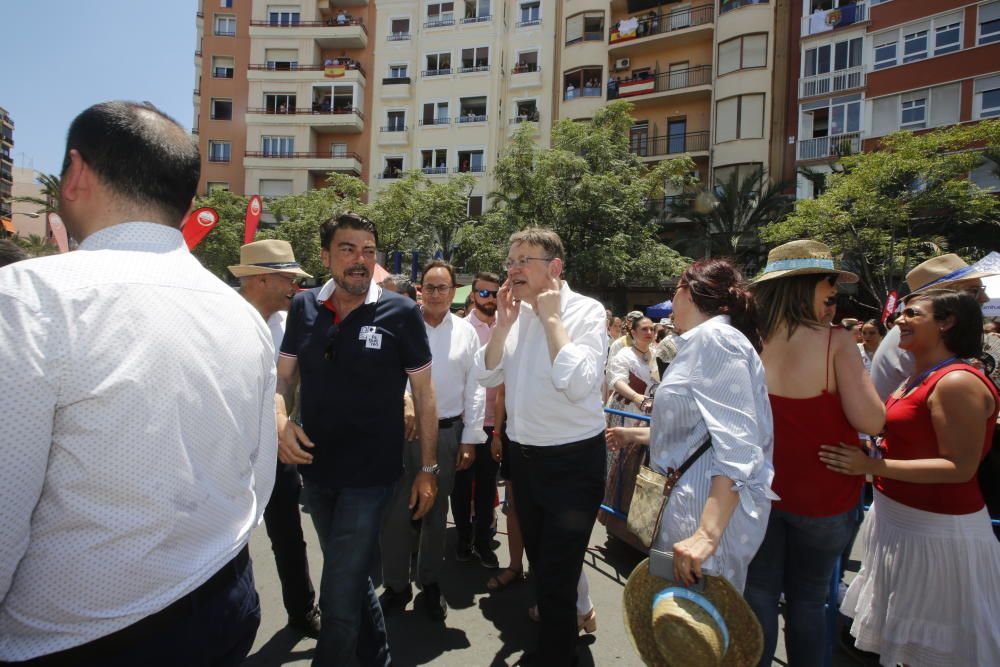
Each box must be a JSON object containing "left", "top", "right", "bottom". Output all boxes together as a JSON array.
[{"left": 344, "top": 264, "right": 369, "bottom": 275}]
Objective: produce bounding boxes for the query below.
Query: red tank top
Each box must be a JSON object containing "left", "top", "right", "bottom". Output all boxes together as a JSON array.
[
  {"left": 875, "top": 363, "right": 998, "bottom": 514},
  {"left": 769, "top": 329, "right": 864, "bottom": 517}
]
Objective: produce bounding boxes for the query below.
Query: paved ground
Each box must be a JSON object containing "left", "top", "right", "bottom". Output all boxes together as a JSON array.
[{"left": 243, "top": 494, "right": 875, "bottom": 667}]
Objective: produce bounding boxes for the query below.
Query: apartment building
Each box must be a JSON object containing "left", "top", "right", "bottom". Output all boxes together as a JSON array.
[
  {"left": 367, "top": 0, "right": 557, "bottom": 215},
  {"left": 782, "top": 0, "right": 1000, "bottom": 198},
  {"left": 194, "top": 0, "right": 376, "bottom": 197},
  {"left": 10, "top": 167, "right": 52, "bottom": 240},
  {"left": 1, "top": 108, "right": 13, "bottom": 235}
]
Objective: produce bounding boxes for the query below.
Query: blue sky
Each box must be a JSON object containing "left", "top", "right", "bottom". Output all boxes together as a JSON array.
[{"left": 4, "top": 0, "right": 198, "bottom": 176}]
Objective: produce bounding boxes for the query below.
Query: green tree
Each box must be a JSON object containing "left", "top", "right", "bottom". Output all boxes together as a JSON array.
[
  {"left": 480, "top": 103, "right": 692, "bottom": 288},
  {"left": 189, "top": 188, "right": 249, "bottom": 280},
  {"left": 13, "top": 234, "right": 59, "bottom": 258},
  {"left": 762, "top": 121, "right": 1000, "bottom": 309}
]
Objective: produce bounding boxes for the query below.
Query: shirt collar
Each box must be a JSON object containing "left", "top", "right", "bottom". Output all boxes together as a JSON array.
[
  {"left": 679, "top": 314, "right": 731, "bottom": 341},
  {"left": 424, "top": 311, "right": 453, "bottom": 330},
  {"left": 78, "top": 222, "right": 185, "bottom": 252},
  {"left": 521, "top": 280, "right": 572, "bottom": 314},
  {"left": 316, "top": 278, "right": 381, "bottom": 305}
]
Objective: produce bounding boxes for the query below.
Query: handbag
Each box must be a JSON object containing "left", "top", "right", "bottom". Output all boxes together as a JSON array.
[{"left": 626, "top": 436, "right": 712, "bottom": 549}]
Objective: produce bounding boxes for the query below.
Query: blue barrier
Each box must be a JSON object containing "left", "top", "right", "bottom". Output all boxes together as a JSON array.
[{"left": 603, "top": 407, "right": 651, "bottom": 423}]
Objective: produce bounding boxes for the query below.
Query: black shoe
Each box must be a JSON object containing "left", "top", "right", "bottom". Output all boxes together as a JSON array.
[
  {"left": 421, "top": 583, "right": 448, "bottom": 621},
  {"left": 475, "top": 544, "right": 500, "bottom": 569},
  {"left": 288, "top": 606, "right": 321, "bottom": 639},
  {"left": 378, "top": 585, "right": 413, "bottom": 615},
  {"left": 455, "top": 542, "right": 475, "bottom": 562}
]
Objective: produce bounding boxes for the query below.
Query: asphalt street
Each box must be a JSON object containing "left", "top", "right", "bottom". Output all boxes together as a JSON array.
[{"left": 242, "top": 490, "right": 872, "bottom": 667}]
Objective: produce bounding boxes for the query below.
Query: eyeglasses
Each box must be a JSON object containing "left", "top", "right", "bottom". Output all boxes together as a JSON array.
[
  {"left": 900, "top": 306, "right": 928, "bottom": 319},
  {"left": 503, "top": 256, "right": 552, "bottom": 270},
  {"left": 965, "top": 285, "right": 987, "bottom": 299},
  {"left": 421, "top": 284, "right": 453, "bottom": 295},
  {"left": 324, "top": 322, "right": 341, "bottom": 362},
  {"left": 477, "top": 289, "right": 498, "bottom": 298},
  {"left": 823, "top": 296, "right": 838, "bottom": 307}
]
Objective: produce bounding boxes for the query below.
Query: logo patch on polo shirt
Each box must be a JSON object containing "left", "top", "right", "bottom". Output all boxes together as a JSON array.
[
  {"left": 365, "top": 333, "right": 383, "bottom": 349},
  {"left": 358, "top": 326, "right": 377, "bottom": 340}
]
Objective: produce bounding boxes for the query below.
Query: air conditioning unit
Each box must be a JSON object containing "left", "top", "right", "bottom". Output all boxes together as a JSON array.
[{"left": 614, "top": 57, "right": 630, "bottom": 72}]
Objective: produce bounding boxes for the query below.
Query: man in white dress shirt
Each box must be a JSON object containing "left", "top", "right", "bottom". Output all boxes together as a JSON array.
[
  {"left": 478, "top": 228, "right": 607, "bottom": 667},
  {"left": 0, "top": 101, "right": 276, "bottom": 665},
  {"left": 380, "top": 260, "right": 486, "bottom": 621}
]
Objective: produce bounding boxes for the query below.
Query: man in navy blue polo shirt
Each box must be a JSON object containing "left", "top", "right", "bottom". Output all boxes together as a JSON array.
[{"left": 275, "top": 213, "right": 439, "bottom": 667}]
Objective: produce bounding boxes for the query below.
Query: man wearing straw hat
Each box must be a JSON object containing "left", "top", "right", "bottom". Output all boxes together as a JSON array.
[
  {"left": 230, "top": 239, "right": 322, "bottom": 639},
  {"left": 871, "top": 254, "right": 998, "bottom": 399}
]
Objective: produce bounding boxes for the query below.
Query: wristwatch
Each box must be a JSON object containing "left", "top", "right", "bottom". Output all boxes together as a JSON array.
[{"left": 420, "top": 464, "right": 440, "bottom": 476}]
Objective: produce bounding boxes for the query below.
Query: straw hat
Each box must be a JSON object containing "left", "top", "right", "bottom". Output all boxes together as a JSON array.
[
  {"left": 905, "top": 253, "right": 998, "bottom": 294},
  {"left": 623, "top": 559, "right": 763, "bottom": 667},
  {"left": 752, "top": 240, "right": 857, "bottom": 284},
  {"left": 229, "top": 239, "right": 312, "bottom": 279}
]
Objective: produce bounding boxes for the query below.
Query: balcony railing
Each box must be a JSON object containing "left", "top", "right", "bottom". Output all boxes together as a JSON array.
[
  {"left": 424, "top": 17, "right": 456, "bottom": 28},
  {"left": 245, "top": 150, "right": 361, "bottom": 160},
  {"left": 422, "top": 68, "right": 453, "bottom": 77},
  {"left": 380, "top": 125, "right": 407, "bottom": 132},
  {"left": 607, "top": 65, "right": 712, "bottom": 100},
  {"left": 797, "top": 132, "right": 862, "bottom": 161},
  {"left": 516, "top": 18, "right": 541, "bottom": 27},
  {"left": 418, "top": 117, "right": 451, "bottom": 126},
  {"left": 461, "top": 15, "right": 492, "bottom": 23},
  {"left": 457, "top": 114, "right": 487, "bottom": 123},
  {"left": 250, "top": 18, "right": 366, "bottom": 32},
  {"left": 247, "top": 107, "right": 365, "bottom": 119},
  {"left": 457, "top": 65, "right": 490, "bottom": 74},
  {"left": 629, "top": 131, "right": 710, "bottom": 158},
  {"left": 610, "top": 4, "right": 714, "bottom": 44},
  {"left": 649, "top": 195, "right": 695, "bottom": 222},
  {"left": 510, "top": 114, "right": 540, "bottom": 124},
  {"left": 564, "top": 86, "right": 603, "bottom": 101},
  {"left": 248, "top": 62, "right": 367, "bottom": 77},
  {"left": 720, "top": 0, "right": 768, "bottom": 14},
  {"left": 387, "top": 32, "right": 411, "bottom": 40},
  {"left": 799, "top": 65, "right": 864, "bottom": 98},
  {"left": 382, "top": 76, "right": 411, "bottom": 85},
  {"left": 512, "top": 64, "right": 540, "bottom": 74},
  {"left": 421, "top": 166, "right": 448, "bottom": 175},
  {"left": 801, "top": 2, "right": 866, "bottom": 37},
  {"left": 453, "top": 165, "right": 486, "bottom": 173}
]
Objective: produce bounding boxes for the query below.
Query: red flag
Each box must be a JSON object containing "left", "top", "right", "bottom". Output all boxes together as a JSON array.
[
  {"left": 47, "top": 213, "right": 69, "bottom": 253},
  {"left": 881, "top": 290, "right": 898, "bottom": 324},
  {"left": 182, "top": 207, "right": 220, "bottom": 250},
  {"left": 244, "top": 195, "right": 262, "bottom": 245}
]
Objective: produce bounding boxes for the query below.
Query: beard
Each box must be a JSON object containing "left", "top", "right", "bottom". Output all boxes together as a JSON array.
[
  {"left": 474, "top": 300, "right": 497, "bottom": 316},
  {"left": 336, "top": 263, "right": 371, "bottom": 295}
]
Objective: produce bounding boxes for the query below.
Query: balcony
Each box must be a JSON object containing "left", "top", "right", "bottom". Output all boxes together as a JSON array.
[
  {"left": 387, "top": 32, "right": 411, "bottom": 41},
  {"left": 649, "top": 196, "right": 695, "bottom": 224},
  {"left": 460, "top": 15, "right": 492, "bottom": 25},
  {"left": 378, "top": 126, "right": 409, "bottom": 145},
  {"left": 516, "top": 18, "right": 541, "bottom": 28},
  {"left": 801, "top": 2, "right": 866, "bottom": 38},
  {"left": 453, "top": 165, "right": 486, "bottom": 173},
  {"left": 564, "top": 86, "right": 603, "bottom": 101},
  {"left": 247, "top": 62, "right": 366, "bottom": 84},
  {"left": 719, "top": 0, "right": 768, "bottom": 14},
  {"left": 424, "top": 17, "right": 456, "bottom": 29},
  {"left": 421, "top": 166, "right": 448, "bottom": 175},
  {"left": 797, "top": 131, "right": 862, "bottom": 161},
  {"left": 422, "top": 68, "right": 453, "bottom": 78},
  {"left": 243, "top": 151, "right": 363, "bottom": 175},
  {"left": 456, "top": 114, "right": 487, "bottom": 124},
  {"left": 608, "top": 65, "right": 712, "bottom": 104},
  {"left": 245, "top": 107, "right": 365, "bottom": 133},
  {"left": 799, "top": 65, "right": 864, "bottom": 98},
  {"left": 609, "top": 4, "right": 714, "bottom": 53},
  {"left": 248, "top": 19, "right": 368, "bottom": 49},
  {"left": 418, "top": 117, "right": 451, "bottom": 127},
  {"left": 510, "top": 64, "right": 542, "bottom": 89},
  {"left": 630, "top": 131, "right": 710, "bottom": 161},
  {"left": 457, "top": 65, "right": 490, "bottom": 74},
  {"left": 381, "top": 77, "right": 412, "bottom": 99}
]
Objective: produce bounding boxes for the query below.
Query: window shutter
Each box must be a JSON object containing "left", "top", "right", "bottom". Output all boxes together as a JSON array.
[
  {"left": 930, "top": 84, "right": 960, "bottom": 126},
  {"left": 871, "top": 96, "right": 898, "bottom": 137},
  {"left": 975, "top": 75, "right": 1000, "bottom": 94},
  {"left": 980, "top": 1, "right": 1000, "bottom": 23},
  {"left": 566, "top": 14, "right": 583, "bottom": 42},
  {"left": 715, "top": 97, "right": 739, "bottom": 142},
  {"left": 743, "top": 34, "right": 767, "bottom": 69},
  {"left": 718, "top": 38, "right": 741, "bottom": 75},
  {"left": 739, "top": 94, "right": 765, "bottom": 139}
]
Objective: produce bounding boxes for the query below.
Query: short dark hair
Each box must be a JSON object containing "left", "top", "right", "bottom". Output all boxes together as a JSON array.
[
  {"left": 61, "top": 101, "right": 199, "bottom": 225},
  {"left": 509, "top": 227, "right": 564, "bottom": 260},
  {"left": 903, "top": 289, "right": 984, "bottom": 359},
  {"left": 752, "top": 273, "right": 838, "bottom": 341},
  {"left": 863, "top": 318, "right": 887, "bottom": 337},
  {"left": 472, "top": 271, "right": 500, "bottom": 291},
  {"left": 421, "top": 259, "right": 456, "bottom": 286},
  {"left": 319, "top": 212, "right": 378, "bottom": 250},
  {"left": 0, "top": 239, "right": 29, "bottom": 267}
]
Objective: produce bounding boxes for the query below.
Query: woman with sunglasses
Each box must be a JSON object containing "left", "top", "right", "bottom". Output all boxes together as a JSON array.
[
  {"left": 820, "top": 289, "right": 1000, "bottom": 666},
  {"left": 743, "top": 240, "right": 885, "bottom": 667}
]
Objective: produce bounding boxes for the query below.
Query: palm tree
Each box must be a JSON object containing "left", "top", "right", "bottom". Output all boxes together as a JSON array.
[
  {"left": 669, "top": 166, "right": 794, "bottom": 272},
  {"left": 10, "top": 173, "right": 61, "bottom": 215},
  {"left": 14, "top": 234, "right": 59, "bottom": 258}
]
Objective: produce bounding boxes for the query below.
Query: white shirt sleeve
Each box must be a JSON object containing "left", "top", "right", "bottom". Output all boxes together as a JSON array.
[
  {"left": 462, "top": 330, "right": 487, "bottom": 444},
  {"left": 606, "top": 347, "right": 632, "bottom": 389},
  {"left": 475, "top": 331, "right": 506, "bottom": 388},
  {"left": 0, "top": 293, "right": 57, "bottom": 602},
  {"left": 252, "top": 349, "right": 278, "bottom": 519},
  {"left": 551, "top": 301, "right": 608, "bottom": 403}
]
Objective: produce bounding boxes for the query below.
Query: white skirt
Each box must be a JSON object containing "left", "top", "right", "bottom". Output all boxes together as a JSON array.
[{"left": 842, "top": 491, "right": 1000, "bottom": 667}]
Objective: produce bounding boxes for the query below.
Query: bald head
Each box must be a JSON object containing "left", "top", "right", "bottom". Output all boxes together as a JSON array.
[{"left": 61, "top": 101, "right": 200, "bottom": 226}]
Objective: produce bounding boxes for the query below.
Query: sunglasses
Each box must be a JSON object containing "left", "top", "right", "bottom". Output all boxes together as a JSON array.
[
  {"left": 324, "top": 322, "right": 341, "bottom": 362},
  {"left": 823, "top": 296, "right": 837, "bottom": 307},
  {"left": 900, "top": 306, "right": 928, "bottom": 319},
  {"left": 477, "top": 289, "right": 498, "bottom": 298}
]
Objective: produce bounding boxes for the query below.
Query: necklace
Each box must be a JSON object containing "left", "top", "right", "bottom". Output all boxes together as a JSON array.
[{"left": 901, "top": 355, "right": 960, "bottom": 396}]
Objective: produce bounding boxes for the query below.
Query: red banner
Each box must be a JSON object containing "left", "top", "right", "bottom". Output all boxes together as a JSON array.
[
  {"left": 244, "top": 195, "right": 262, "bottom": 245},
  {"left": 47, "top": 213, "right": 69, "bottom": 253},
  {"left": 881, "top": 290, "right": 898, "bottom": 324},
  {"left": 182, "top": 207, "right": 220, "bottom": 250}
]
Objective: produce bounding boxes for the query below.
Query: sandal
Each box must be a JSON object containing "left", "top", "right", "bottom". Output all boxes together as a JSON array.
[{"left": 487, "top": 568, "right": 526, "bottom": 592}]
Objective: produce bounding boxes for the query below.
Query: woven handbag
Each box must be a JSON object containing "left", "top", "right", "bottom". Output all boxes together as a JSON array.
[{"left": 627, "top": 436, "right": 712, "bottom": 549}]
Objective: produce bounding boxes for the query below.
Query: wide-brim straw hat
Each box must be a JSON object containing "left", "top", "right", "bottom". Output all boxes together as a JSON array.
[
  {"left": 752, "top": 240, "right": 857, "bottom": 284},
  {"left": 623, "top": 559, "right": 763, "bottom": 667},
  {"left": 906, "top": 253, "right": 998, "bottom": 294},
  {"left": 229, "top": 239, "right": 312, "bottom": 279}
]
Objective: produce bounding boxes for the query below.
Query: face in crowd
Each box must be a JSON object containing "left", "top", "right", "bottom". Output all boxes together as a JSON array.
[
  {"left": 505, "top": 241, "right": 562, "bottom": 305},
  {"left": 323, "top": 227, "right": 376, "bottom": 296},
  {"left": 421, "top": 266, "right": 455, "bottom": 319},
  {"left": 472, "top": 278, "right": 500, "bottom": 317}
]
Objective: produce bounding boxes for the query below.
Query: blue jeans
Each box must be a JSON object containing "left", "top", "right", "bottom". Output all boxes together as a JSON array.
[
  {"left": 743, "top": 508, "right": 855, "bottom": 667},
  {"left": 302, "top": 482, "right": 393, "bottom": 667}
]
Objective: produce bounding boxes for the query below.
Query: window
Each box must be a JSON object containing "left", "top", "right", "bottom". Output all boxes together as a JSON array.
[
  {"left": 390, "top": 17, "right": 411, "bottom": 39},
  {"left": 513, "top": 50, "right": 539, "bottom": 73},
  {"left": 979, "top": 1, "right": 1000, "bottom": 45},
  {"left": 265, "top": 49, "right": 298, "bottom": 70},
  {"left": 421, "top": 148, "right": 448, "bottom": 174},
  {"left": 876, "top": 12, "right": 968, "bottom": 69},
  {"left": 457, "top": 149, "right": 484, "bottom": 173},
  {"left": 718, "top": 33, "right": 767, "bottom": 75},
  {"left": 259, "top": 179, "right": 293, "bottom": 197},
  {"left": 389, "top": 64, "right": 409, "bottom": 78},
  {"left": 563, "top": 67, "right": 602, "bottom": 99},
  {"left": 426, "top": 2, "right": 455, "bottom": 27},
  {"left": 513, "top": 99, "right": 539, "bottom": 122},
  {"left": 873, "top": 31, "right": 896, "bottom": 70},
  {"left": 424, "top": 52, "right": 452, "bottom": 75},
  {"left": 207, "top": 182, "right": 229, "bottom": 192},
  {"left": 385, "top": 110, "right": 406, "bottom": 130},
  {"left": 262, "top": 136, "right": 295, "bottom": 156},
  {"left": 833, "top": 37, "right": 862, "bottom": 71},
  {"left": 463, "top": 0, "right": 491, "bottom": 21},
  {"left": 460, "top": 47, "right": 489, "bottom": 72},
  {"left": 212, "top": 56, "right": 235, "bottom": 78},
  {"left": 902, "top": 26, "right": 928, "bottom": 64},
  {"left": 565, "top": 12, "right": 603, "bottom": 45},
  {"left": 265, "top": 93, "right": 296, "bottom": 113},
  {"left": 220, "top": 0, "right": 233, "bottom": 6},
  {"left": 900, "top": 94, "right": 926, "bottom": 129},
  {"left": 422, "top": 101, "right": 449, "bottom": 125},
  {"left": 971, "top": 155, "right": 1000, "bottom": 191},
  {"left": 331, "top": 143, "right": 348, "bottom": 157},
  {"left": 714, "top": 163, "right": 761, "bottom": 188},
  {"left": 210, "top": 98, "right": 232, "bottom": 120},
  {"left": 458, "top": 96, "right": 487, "bottom": 122},
  {"left": 715, "top": 94, "right": 764, "bottom": 142},
  {"left": 468, "top": 195, "right": 484, "bottom": 217},
  {"left": 519, "top": 0, "right": 541, "bottom": 26},
  {"left": 208, "top": 141, "right": 231, "bottom": 162},
  {"left": 267, "top": 6, "right": 300, "bottom": 26},
  {"left": 214, "top": 14, "right": 236, "bottom": 36},
  {"left": 383, "top": 157, "right": 404, "bottom": 179},
  {"left": 934, "top": 16, "right": 961, "bottom": 55},
  {"left": 975, "top": 75, "right": 1000, "bottom": 119}
]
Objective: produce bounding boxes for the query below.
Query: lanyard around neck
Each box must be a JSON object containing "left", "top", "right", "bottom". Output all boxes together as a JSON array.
[{"left": 902, "top": 355, "right": 960, "bottom": 396}]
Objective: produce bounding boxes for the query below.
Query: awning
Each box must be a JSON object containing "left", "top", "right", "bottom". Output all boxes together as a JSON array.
[
  {"left": 0, "top": 218, "right": 15, "bottom": 233},
  {"left": 452, "top": 284, "right": 472, "bottom": 308}
]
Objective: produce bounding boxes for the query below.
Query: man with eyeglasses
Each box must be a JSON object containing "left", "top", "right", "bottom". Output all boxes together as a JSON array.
[
  {"left": 477, "top": 228, "right": 608, "bottom": 667},
  {"left": 871, "top": 253, "right": 997, "bottom": 400},
  {"left": 380, "top": 261, "right": 486, "bottom": 621},
  {"left": 451, "top": 271, "right": 504, "bottom": 567},
  {"left": 276, "top": 213, "right": 438, "bottom": 667}
]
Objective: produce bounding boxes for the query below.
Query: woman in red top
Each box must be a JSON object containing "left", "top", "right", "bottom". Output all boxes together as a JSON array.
[
  {"left": 743, "top": 240, "right": 885, "bottom": 667},
  {"left": 821, "top": 289, "right": 1000, "bottom": 666}
]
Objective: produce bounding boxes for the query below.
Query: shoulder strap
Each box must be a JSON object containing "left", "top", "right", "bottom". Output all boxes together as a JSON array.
[
  {"left": 675, "top": 435, "right": 712, "bottom": 480},
  {"left": 825, "top": 326, "right": 834, "bottom": 393},
  {"left": 650, "top": 435, "right": 712, "bottom": 544}
]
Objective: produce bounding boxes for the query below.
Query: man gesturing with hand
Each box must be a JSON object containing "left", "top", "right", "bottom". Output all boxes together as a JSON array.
[{"left": 276, "top": 213, "right": 437, "bottom": 667}]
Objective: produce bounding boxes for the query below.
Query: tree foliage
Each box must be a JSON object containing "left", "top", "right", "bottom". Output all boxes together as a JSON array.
[
  {"left": 12, "top": 234, "right": 59, "bottom": 257},
  {"left": 762, "top": 121, "right": 1000, "bottom": 309},
  {"left": 8, "top": 173, "right": 61, "bottom": 216}
]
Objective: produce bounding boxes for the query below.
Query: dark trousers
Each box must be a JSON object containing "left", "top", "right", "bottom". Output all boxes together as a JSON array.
[
  {"left": 262, "top": 461, "right": 315, "bottom": 617},
  {"left": 451, "top": 426, "right": 501, "bottom": 550},
  {"left": 509, "top": 434, "right": 605, "bottom": 667},
  {"left": 3, "top": 547, "right": 259, "bottom": 667}
]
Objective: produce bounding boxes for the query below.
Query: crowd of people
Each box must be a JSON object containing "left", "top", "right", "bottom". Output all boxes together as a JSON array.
[{"left": 1, "top": 100, "right": 999, "bottom": 667}]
